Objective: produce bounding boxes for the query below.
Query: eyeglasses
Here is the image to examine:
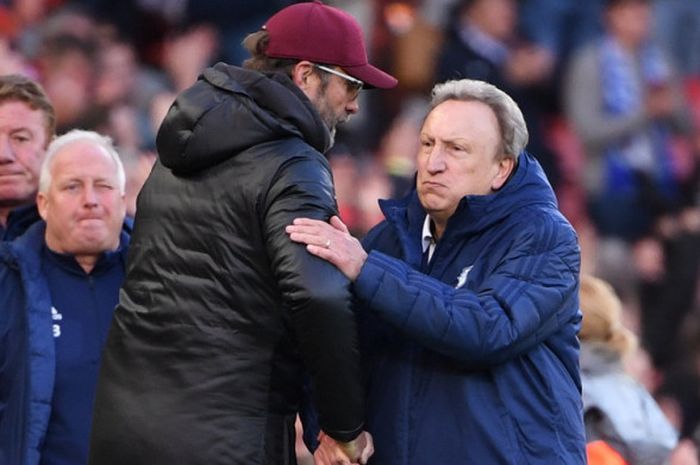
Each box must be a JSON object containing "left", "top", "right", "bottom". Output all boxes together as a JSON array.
[{"left": 313, "top": 64, "right": 364, "bottom": 97}]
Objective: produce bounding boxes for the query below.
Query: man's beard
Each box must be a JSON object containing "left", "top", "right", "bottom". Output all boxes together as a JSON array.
[
  {"left": 312, "top": 93, "right": 346, "bottom": 148},
  {"left": 326, "top": 125, "right": 337, "bottom": 147},
  {"left": 318, "top": 107, "right": 340, "bottom": 148}
]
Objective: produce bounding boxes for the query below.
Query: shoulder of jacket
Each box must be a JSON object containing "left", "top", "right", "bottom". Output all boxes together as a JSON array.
[
  {"left": 269, "top": 140, "right": 329, "bottom": 176},
  {"left": 361, "top": 221, "right": 401, "bottom": 257},
  {"left": 247, "top": 137, "right": 323, "bottom": 164},
  {"left": 506, "top": 206, "right": 578, "bottom": 252}
]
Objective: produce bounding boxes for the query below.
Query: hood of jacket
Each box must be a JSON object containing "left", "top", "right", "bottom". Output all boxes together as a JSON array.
[
  {"left": 156, "top": 63, "right": 332, "bottom": 174},
  {"left": 579, "top": 342, "right": 624, "bottom": 377},
  {"left": 379, "top": 151, "right": 558, "bottom": 243}
]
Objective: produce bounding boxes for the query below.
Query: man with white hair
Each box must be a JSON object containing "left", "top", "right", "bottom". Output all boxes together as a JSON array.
[
  {"left": 287, "top": 79, "right": 586, "bottom": 464},
  {"left": 0, "top": 129, "right": 129, "bottom": 465}
]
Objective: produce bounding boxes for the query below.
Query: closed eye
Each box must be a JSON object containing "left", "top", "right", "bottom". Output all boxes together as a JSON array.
[{"left": 11, "top": 135, "right": 30, "bottom": 143}]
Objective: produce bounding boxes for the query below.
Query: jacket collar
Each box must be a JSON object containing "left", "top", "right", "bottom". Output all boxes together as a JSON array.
[
  {"left": 1, "top": 203, "right": 41, "bottom": 241},
  {"left": 8, "top": 220, "right": 131, "bottom": 271}
]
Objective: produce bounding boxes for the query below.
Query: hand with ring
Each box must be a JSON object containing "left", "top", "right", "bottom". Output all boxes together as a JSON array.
[{"left": 286, "top": 216, "right": 368, "bottom": 281}]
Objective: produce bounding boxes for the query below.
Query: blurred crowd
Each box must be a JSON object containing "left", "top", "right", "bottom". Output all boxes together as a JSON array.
[{"left": 2, "top": 0, "right": 699, "bottom": 458}]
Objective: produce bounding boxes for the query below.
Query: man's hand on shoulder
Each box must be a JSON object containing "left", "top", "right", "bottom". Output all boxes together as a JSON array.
[{"left": 286, "top": 216, "right": 368, "bottom": 281}]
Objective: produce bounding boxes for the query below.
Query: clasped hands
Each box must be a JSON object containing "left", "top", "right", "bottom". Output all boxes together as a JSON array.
[{"left": 314, "top": 430, "right": 374, "bottom": 465}]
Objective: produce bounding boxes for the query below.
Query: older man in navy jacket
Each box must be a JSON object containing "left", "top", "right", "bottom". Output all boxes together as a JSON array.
[
  {"left": 0, "top": 130, "right": 129, "bottom": 465},
  {"left": 287, "top": 79, "right": 586, "bottom": 464}
]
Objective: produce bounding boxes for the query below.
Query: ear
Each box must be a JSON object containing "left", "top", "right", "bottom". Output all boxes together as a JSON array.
[
  {"left": 36, "top": 191, "right": 49, "bottom": 221},
  {"left": 291, "top": 61, "right": 316, "bottom": 91},
  {"left": 491, "top": 156, "right": 515, "bottom": 191}
]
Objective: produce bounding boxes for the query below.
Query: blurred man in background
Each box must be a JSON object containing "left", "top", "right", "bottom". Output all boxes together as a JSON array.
[{"left": 0, "top": 74, "right": 55, "bottom": 240}]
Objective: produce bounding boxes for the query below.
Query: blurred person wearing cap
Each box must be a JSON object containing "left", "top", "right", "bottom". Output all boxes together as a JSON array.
[
  {"left": 287, "top": 79, "right": 585, "bottom": 464},
  {"left": 579, "top": 274, "right": 678, "bottom": 465},
  {"left": 88, "top": 2, "right": 396, "bottom": 465},
  {"left": 0, "top": 129, "right": 129, "bottom": 465},
  {"left": 0, "top": 74, "right": 56, "bottom": 241}
]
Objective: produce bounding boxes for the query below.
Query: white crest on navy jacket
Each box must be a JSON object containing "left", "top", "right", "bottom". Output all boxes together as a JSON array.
[{"left": 455, "top": 265, "right": 473, "bottom": 289}]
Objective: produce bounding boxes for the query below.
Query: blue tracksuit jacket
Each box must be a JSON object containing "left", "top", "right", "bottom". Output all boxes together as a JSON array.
[
  {"left": 355, "top": 152, "right": 586, "bottom": 465},
  {"left": 0, "top": 222, "right": 129, "bottom": 465}
]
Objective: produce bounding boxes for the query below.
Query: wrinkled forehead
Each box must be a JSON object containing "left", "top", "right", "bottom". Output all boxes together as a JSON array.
[
  {"left": 0, "top": 98, "right": 51, "bottom": 130},
  {"left": 423, "top": 100, "right": 500, "bottom": 136}
]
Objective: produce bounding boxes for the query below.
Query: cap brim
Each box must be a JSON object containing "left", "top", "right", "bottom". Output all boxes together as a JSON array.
[{"left": 344, "top": 63, "right": 398, "bottom": 89}]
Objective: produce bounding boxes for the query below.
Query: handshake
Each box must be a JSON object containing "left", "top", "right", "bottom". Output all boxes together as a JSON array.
[{"left": 314, "top": 430, "right": 374, "bottom": 465}]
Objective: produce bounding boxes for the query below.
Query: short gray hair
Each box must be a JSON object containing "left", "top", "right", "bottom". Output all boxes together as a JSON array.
[
  {"left": 39, "top": 129, "right": 126, "bottom": 194},
  {"left": 429, "top": 79, "right": 528, "bottom": 159}
]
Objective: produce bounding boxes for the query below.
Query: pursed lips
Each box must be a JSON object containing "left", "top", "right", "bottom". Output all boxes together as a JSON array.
[
  {"left": 77, "top": 215, "right": 104, "bottom": 222},
  {"left": 422, "top": 180, "right": 446, "bottom": 189}
]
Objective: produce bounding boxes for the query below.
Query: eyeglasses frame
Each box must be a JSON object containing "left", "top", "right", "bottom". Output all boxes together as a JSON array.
[{"left": 313, "top": 64, "right": 364, "bottom": 96}]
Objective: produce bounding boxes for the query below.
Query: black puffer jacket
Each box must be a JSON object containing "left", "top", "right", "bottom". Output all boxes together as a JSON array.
[{"left": 89, "top": 63, "right": 364, "bottom": 465}]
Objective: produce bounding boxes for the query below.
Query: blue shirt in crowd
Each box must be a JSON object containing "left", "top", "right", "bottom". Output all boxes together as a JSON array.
[{"left": 39, "top": 246, "right": 122, "bottom": 465}]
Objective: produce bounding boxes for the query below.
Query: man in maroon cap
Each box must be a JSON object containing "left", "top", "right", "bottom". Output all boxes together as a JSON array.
[{"left": 88, "top": 2, "right": 396, "bottom": 465}]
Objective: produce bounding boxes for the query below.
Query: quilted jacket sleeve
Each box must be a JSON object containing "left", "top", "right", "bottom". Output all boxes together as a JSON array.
[
  {"left": 354, "top": 214, "right": 580, "bottom": 366},
  {"left": 263, "top": 150, "right": 364, "bottom": 442}
]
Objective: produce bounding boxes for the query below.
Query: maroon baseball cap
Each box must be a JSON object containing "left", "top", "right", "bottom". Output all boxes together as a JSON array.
[{"left": 262, "top": 1, "right": 398, "bottom": 89}]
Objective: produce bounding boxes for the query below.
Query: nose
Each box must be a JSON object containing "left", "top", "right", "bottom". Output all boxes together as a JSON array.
[
  {"left": 346, "top": 96, "right": 359, "bottom": 115},
  {"left": 0, "top": 135, "right": 15, "bottom": 163},
  {"left": 426, "top": 145, "right": 446, "bottom": 173},
  {"left": 82, "top": 184, "right": 98, "bottom": 207}
]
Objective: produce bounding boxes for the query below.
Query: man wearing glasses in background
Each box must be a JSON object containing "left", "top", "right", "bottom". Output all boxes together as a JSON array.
[{"left": 88, "top": 2, "right": 396, "bottom": 465}]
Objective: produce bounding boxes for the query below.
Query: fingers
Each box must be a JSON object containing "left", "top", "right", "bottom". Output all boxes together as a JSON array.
[
  {"left": 287, "top": 217, "right": 347, "bottom": 234},
  {"left": 286, "top": 216, "right": 365, "bottom": 280},
  {"left": 314, "top": 432, "right": 353, "bottom": 465},
  {"left": 286, "top": 219, "right": 336, "bottom": 245},
  {"left": 304, "top": 243, "right": 335, "bottom": 260},
  {"left": 286, "top": 217, "right": 344, "bottom": 249},
  {"left": 358, "top": 432, "right": 374, "bottom": 464},
  {"left": 314, "top": 432, "right": 373, "bottom": 465},
  {"left": 287, "top": 229, "right": 332, "bottom": 249},
  {"left": 314, "top": 448, "right": 351, "bottom": 465},
  {"left": 291, "top": 217, "right": 331, "bottom": 228},
  {"left": 330, "top": 215, "right": 350, "bottom": 233}
]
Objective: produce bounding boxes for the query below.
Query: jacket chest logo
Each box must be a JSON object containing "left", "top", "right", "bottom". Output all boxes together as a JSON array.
[
  {"left": 51, "top": 306, "right": 63, "bottom": 338},
  {"left": 455, "top": 265, "right": 473, "bottom": 289}
]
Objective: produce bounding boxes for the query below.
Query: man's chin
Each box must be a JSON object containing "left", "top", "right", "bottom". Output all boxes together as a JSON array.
[
  {"left": 68, "top": 236, "right": 119, "bottom": 255},
  {"left": 0, "top": 197, "right": 35, "bottom": 209}
]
